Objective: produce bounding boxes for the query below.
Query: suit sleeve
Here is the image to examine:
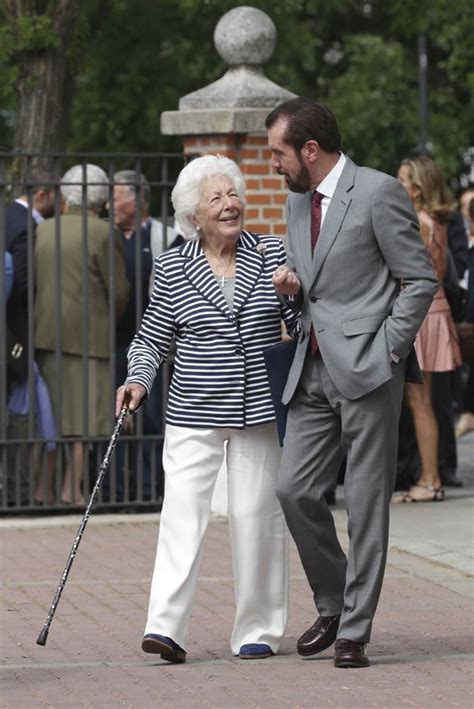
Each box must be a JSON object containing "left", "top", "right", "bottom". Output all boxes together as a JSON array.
[
  {"left": 9, "top": 230, "right": 29, "bottom": 295},
  {"left": 112, "top": 229, "right": 130, "bottom": 320},
  {"left": 279, "top": 198, "right": 304, "bottom": 311},
  {"left": 275, "top": 236, "right": 301, "bottom": 336},
  {"left": 447, "top": 210, "right": 469, "bottom": 279},
  {"left": 371, "top": 178, "right": 438, "bottom": 359},
  {"left": 96, "top": 226, "right": 130, "bottom": 321}
]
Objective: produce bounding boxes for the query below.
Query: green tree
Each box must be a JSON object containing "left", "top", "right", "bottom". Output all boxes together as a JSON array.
[
  {"left": 1, "top": 0, "right": 82, "bottom": 153},
  {"left": 1, "top": 0, "right": 472, "bottom": 185}
]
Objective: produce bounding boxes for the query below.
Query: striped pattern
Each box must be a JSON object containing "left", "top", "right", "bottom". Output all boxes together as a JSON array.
[{"left": 126, "top": 231, "right": 299, "bottom": 428}]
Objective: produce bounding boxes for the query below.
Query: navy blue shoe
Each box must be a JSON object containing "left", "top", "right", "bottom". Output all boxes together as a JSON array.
[
  {"left": 239, "top": 643, "right": 274, "bottom": 659},
  {"left": 142, "top": 633, "right": 186, "bottom": 663}
]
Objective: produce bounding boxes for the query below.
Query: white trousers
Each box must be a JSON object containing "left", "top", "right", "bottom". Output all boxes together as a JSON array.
[{"left": 144, "top": 423, "right": 288, "bottom": 654}]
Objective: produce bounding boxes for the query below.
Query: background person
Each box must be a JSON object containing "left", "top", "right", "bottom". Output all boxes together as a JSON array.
[
  {"left": 430, "top": 187, "right": 471, "bottom": 488},
  {"left": 455, "top": 195, "right": 474, "bottom": 437},
  {"left": 266, "top": 97, "right": 437, "bottom": 669},
  {"left": 3, "top": 168, "right": 56, "bottom": 505},
  {"left": 5, "top": 169, "right": 56, "bottom": 386},
  {"left": 395, "top": 157, "right": 462, "bottom": 502},
  {"left": 110, "top": 170, "right": 175, "bottom": 501},
  {"left": 116, "top": 155, "right": 299, "bottom": 663},
  {"left": 459, "top": 189, "right": 474, "bottom": 236},
  {"left": 35, "top": 164, "right": 129, "bottom": 505},
  {"left": 397, "top": 175, "right": 470, "bottom": 492}
]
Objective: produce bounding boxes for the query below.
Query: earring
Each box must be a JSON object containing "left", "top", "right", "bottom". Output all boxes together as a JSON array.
[{"left": 196, "top": 225, "right": 201, "bottom": 232}]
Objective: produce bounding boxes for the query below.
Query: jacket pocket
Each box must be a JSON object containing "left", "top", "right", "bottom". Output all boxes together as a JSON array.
[{"left": 342, "top": 312, "right": 389, "bottom": 336}]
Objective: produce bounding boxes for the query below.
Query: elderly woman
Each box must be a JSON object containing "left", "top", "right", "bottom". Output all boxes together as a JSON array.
[
  {"left": 35, "top": 164, "right": 129, "bottom": 505},
  {"left": 116, "top": 155, "right": 299, "bottom": 662}
]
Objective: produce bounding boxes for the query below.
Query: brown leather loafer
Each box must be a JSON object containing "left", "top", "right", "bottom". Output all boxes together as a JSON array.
[
  {"left": 297, "top": 615, "right": 340, "bottom": 657},
  {"left": 334, "top": 638, "right": 369, "bottom": 668}
]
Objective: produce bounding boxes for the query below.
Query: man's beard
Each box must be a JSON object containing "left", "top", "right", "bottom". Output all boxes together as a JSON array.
[
  {"left": 280, "top": 157, "right": 311, "bottom": 193},
  {"left": 41, "top": 202, "right": 56, "bottom": 220}
]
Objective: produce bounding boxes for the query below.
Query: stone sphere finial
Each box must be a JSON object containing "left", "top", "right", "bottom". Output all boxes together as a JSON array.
[{"left": 214, "top": 6, "right": 277, "bottom": 66}]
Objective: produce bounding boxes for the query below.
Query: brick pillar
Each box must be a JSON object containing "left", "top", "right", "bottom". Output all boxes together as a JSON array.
[
  {"left": 161, "top": 6, "right": 296, "bottom": 239},
  {"left": 183, "top": 134, "right": 288, "bottom": 237}
]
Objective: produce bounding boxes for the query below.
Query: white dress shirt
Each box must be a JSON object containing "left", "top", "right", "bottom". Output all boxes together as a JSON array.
[
  {"left": 316, "top": 153, "right": 347, "bottom": 227},
  {"left": 15, "top": 198, "right": 44, "bottom": 225}
]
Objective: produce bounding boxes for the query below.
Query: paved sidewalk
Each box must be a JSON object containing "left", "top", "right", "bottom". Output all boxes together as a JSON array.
[{"left": 1, "top": 433, "right": 473, "bottom": 707}]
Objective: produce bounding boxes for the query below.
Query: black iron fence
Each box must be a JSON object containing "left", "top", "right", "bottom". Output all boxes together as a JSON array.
[{"left": 1, "top": 151, "right": 184, "bottom": 513}]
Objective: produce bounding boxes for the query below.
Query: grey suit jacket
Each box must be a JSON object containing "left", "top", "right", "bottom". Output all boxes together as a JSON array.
[{"left": 283, "top": 157, "right": 438, "bottom": 403}]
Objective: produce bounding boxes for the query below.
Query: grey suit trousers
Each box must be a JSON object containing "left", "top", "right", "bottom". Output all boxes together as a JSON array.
[{"left": 277, "top": 351, "right": 406, "bottom": 643}]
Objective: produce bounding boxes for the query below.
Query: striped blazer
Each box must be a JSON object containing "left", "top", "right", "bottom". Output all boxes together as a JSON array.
[{"left": 126, "top": 230, "right": 300, "bottom": 428}]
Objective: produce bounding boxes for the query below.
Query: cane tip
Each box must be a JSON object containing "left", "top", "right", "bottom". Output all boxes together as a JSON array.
[{"left": 36, "top": 628, "right": 48, "bottom": 646}]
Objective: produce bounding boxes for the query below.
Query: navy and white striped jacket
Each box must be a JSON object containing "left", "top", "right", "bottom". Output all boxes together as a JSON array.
[{"left": 126, "top": 230, "right": 299, "bottom": 429}]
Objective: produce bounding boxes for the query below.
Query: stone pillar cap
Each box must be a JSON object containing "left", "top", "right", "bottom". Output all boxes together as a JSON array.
[
  {"left": 179, "top": 66, "right": 295, "bottom": 110},
  {"left": 161, "top": 5, "right": 296, "bottom": 136},
  {"left": 214, "top": 5, "right": 276, "bottom": 66}
]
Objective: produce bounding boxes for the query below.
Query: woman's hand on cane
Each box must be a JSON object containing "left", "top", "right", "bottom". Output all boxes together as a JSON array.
[{"left": 115, "top": 383, "right": 147, "bottom": 417}]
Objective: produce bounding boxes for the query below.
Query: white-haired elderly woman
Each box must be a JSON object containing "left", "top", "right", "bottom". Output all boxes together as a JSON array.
[
  {"left": 116, "top": 154, "right": 300, "bottom": 663},
  {"left": 35, "top": 164, "right": 129, "bottom": 505}
]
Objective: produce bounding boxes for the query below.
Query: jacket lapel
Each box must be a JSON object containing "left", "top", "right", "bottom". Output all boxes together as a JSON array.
[
  {"left": 311, "top": 158, "right": 356, "bottom": 285},
  {"left": 296, "top": 193, "right": 314, "bottom": 285},
  {"left": 180, "top": 231, "right": 265, "bottom": 318},
  {"left": 181, "top": 239, "right": 229, "bottom": 316},
  {"left": 233, "top": 231, "right": 265, "bottom": 316}
]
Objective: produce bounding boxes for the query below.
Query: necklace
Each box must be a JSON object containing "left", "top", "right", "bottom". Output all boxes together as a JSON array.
[{"left": 204, "top": 249, "right": 236, "bottom": 286}]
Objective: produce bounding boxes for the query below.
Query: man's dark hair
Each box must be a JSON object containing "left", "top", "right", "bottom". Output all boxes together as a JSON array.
[
  {"left": 265, "top": 97, "right": 341, "bottom": 154},
  {"left": 22, "top": 167, "right": 57, "bottom": 195}
]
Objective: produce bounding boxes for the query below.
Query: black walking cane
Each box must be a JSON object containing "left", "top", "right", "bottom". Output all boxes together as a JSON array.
[{"left": 36, "top": 405, "right": 129, "bottom": 646}]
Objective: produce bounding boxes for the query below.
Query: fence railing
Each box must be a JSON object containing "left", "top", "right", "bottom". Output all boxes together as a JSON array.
[{"left": 1, "top": 151, "right": 184, "bottom": 513}]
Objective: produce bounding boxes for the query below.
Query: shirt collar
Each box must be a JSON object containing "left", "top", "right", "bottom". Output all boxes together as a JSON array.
[
  {"left": 15, "top": 198, "right": 44, "bottom": 225},
  {"left": 315, "top": 153, "right": 347, "bottom": 199}
]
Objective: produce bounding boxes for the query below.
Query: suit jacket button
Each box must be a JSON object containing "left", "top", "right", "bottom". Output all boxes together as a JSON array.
[{"left": 310, "top": 296, "right": 318, "bottom": 303}]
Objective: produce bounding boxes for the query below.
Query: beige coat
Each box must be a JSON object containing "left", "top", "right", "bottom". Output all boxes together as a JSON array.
[{"left": 35, "top": 212, "right": 129, "bottom": 358}]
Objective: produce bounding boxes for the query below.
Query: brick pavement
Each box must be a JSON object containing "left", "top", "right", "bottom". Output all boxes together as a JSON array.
[{"left": 1, "top": 512, "right": 473, "bottom": 708}]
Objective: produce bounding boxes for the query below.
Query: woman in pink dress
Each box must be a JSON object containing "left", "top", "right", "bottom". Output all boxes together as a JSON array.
[{"left": 395, "top": 157, "right": 461, "bottom": 502}]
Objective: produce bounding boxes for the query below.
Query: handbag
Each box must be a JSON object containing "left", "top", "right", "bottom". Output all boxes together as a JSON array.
[
  {"left": 263, "top": 338, "right": 297, "bottom": 446},
  {"left": 444, "top": 283, "right": 467, "bottom": 323},
  {"left": 6, "top": 329, "right": 28, "bottom": 384}
]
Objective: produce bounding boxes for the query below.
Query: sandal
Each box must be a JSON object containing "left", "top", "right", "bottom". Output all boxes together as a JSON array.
[
  {"left": 455, "top": 413, "right": 474, "bottom": 438},
  {"left": 392, "top": 483, "right": 445, "bottom": 503}
]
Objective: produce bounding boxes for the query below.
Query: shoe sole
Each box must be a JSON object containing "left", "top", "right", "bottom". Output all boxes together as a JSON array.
[
  {"left": 334, "top": 659, "right": 370, "bottom": 668},
  {"left": 239, "top": 652, "right": 274, "bottom": 659},
  {"left": 141, "top": 637, "right": 186, "bottom": 663}
]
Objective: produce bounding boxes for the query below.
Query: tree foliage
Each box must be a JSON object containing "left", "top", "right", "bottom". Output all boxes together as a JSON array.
[
  {"left": 1, "top": 0, "right": 472, "bottom": 184},
  {"left": 1, "top": 0, "right": 82, "bottom": 153}
]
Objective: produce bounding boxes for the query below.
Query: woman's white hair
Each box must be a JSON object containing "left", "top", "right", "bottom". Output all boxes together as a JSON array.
[
  {"left": 61, "top": 164, "right": 109, "bottom": 211},
  {"left": 172, "top": 154, "right": 246, "bottom": 239}
]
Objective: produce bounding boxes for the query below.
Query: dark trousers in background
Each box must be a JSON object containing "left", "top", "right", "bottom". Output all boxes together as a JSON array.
[
  {"left": 461, "top": 366, "right": 474, "bottom": 413},
  {"left": 108, "top": 344, "right": 164, "bottom": 501},
  {"left": 3, "top": 413, "right": 30, "bottom": 505},
  {"left": 432, "top": 372, "right": 458, "bottom": 481}
]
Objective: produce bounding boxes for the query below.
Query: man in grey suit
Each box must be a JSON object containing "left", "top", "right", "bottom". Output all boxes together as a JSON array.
[{"left": 266, "top": 97, "right": 438, "bottom": 668}]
